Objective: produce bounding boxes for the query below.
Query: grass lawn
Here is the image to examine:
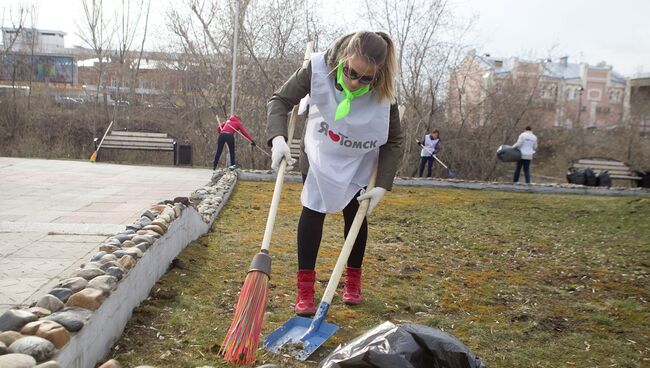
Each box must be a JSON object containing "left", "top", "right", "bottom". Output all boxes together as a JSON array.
[{"left": 109, "top": 181, "right": 649, "bottom": 367}]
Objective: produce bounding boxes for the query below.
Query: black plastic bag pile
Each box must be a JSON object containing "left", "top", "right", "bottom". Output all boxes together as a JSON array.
[
  {"left": 566, "top": 167, "right": 611, "bottom": 187},
  {"left": 636, "top": 170, "right": 650, "bottom": 188},
  {"left": 318, "top": 322, "right": 485, "bottom": 368}
]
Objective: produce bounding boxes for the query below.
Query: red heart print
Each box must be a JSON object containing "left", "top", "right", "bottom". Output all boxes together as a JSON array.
[{"left": 328, "top": 130, "right": 341, "bottom": 142}]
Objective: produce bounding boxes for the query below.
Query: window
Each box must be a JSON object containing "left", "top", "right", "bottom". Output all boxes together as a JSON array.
[
  {"left": 587, "top": 89, "right": 601, "bottom": 101},
  {"left": 110, "top": 78, "right": 117, "bottom": 88},
  {"left": 542, "top": 84, "right": 557, "bottom": 99},
  {"left": 608, "top": 89, "right": 621, "bottom": 103},
  {"left": 566, "top": 88, "right": 576, "bottom": 100}
]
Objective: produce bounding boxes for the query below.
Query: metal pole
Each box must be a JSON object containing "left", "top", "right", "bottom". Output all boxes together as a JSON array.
[
  {"left": 576, "top": 87, "right": 584, "bottom": 128},
  {"left": 230, "top": 0, "right": 240, "bottom": 115}
]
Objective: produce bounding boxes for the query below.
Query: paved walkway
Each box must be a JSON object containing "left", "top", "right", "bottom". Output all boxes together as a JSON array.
[{"left": 0, "top": 157, "right": 212, "bottom": 314}]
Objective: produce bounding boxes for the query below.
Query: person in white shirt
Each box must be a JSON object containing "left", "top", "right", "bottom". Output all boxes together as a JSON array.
[
  {"left": 418, "top": 129, "right": 441, "bottom": 177},
  {"left": 512, "top": 126, "right": 538, "bottom": 183}
]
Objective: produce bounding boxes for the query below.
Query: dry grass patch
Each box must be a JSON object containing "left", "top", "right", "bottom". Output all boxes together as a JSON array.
[{"left": 109, "top": 182, "right": 649, "bottom": 367}]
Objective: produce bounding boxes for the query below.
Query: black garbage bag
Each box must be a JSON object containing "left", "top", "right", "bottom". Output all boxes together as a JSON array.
[
  {"left": 636, "top": 170, "right": 650, "bottom": 188},
  {"left": 597, "top": 171, "right": 612, "bottom": 187},
  {"left": 566, "top": 168, "right": 586, "bottom": 185},
  {"left": 496, "top": 145, "right": 521, "bottom": 162},
  {"left": 318, "top": 321, "right": 485, "bottom": 368},
  {"left": 584, "top": 168, "right": 597, "bottom": 186}
]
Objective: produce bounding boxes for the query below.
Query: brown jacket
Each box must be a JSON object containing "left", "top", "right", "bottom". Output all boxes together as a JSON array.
[{"left": 266, "top": 39, "right": 403, "bottom": 190}]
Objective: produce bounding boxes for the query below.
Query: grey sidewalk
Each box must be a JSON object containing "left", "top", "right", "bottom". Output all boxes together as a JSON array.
[{"left": 0, "top": 157, "right": 212, "bottom": 314}]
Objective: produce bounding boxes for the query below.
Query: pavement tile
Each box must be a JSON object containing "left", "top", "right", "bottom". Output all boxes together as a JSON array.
[
  {"left": 11, "top": 241, "right": 99, "bottom": 259},
  {"left": 0, "top": 157, "right": 212, "bottom": 315}
]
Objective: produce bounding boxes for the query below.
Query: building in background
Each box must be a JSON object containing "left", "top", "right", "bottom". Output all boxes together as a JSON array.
[
  {"left": 625, "top": 73, "right": 650, "bottom": 134},
  {"left": 2, "top": 27, "right": 66, "bottom": 54},
  {"left": 0, "top": 27, "right": 191, "bottom": 105},
  {"left": 447, "top": 50, "right": 627, "bottom": 130},
  {"left": 1, "top": 27, "right": 77, "bottom": 86}
]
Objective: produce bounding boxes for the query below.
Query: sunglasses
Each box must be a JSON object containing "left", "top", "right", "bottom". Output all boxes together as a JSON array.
[{"left": 342, "top": 62, "right": 375, "bottom": 85}]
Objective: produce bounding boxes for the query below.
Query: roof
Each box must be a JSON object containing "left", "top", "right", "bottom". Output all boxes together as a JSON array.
[
  {"left": 471, "top": 52, "right": 626, "bottom": 83},
  {"left": 1, "top": 27, "right": 66, "bottom": 36}
]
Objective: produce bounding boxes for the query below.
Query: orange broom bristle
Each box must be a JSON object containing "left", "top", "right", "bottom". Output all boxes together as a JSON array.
[{"left": 220, "top": 270, "right": 270, "bottom": 365}]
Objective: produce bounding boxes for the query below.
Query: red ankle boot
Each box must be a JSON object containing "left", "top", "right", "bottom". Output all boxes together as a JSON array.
[
  {"left": 295, "top": 269, "right": 316, "bottom": 316},
  {"left": 343, "top": 267, "right": 362, "bottom": 305}
]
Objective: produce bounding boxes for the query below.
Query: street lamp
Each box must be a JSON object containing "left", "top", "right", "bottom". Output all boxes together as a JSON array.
[
  {"left": 576, "top": 87, "right": 584, "bottom": 128},
  {"left": 230, "top": 0, "right": 240, "bottom": 115}
]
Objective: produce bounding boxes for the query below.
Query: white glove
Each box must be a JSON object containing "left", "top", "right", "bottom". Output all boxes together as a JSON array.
[
  {"left": 357, "top": 187, "right": 386, "bottom": 216},
  {"left": 271, "top": 136, "right": 296, "bottom": 171}
]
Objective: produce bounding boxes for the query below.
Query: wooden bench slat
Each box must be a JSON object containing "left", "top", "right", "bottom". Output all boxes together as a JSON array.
[
  {"left": 575, "top": 159, "right": 626, "bottom": 166},
  {"left": 104, "top": 136, "right": 175, "bottom": 144},
  {"left": 571, "top": 165, "right": 634, "bottom": 174},
  {"left": 289, "top": 138, "right": 301, "bottom": 160},
  {"left": 110, "top": 131, "right": 170, "bottom": 138},
  {"left": 101, "top": 144, "right": 175, "bottom": 151},
  {"left": 572, "top": 163, "right": 629, "bottom": 168},
  {"left": 102, "top": 141, "right": 175, "bottom": 149},
  {"left": 609, "top": 175, "right": 642, "bottom": 180}
]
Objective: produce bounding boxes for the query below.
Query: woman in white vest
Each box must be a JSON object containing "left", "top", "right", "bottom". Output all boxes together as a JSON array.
[
  {"left": 267, "top": 31, "right": 403, "bottom": 316},
  {"left": 418, "top": 129, "right": 441, "bottom": 177}
]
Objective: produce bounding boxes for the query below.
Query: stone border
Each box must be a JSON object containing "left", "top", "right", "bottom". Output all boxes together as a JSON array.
[
  {"left": 0, "top": 169, "right": 238, "bottom": 367},
  {"left": 238, "top": 170, "right": 650, "bottom": 197}
]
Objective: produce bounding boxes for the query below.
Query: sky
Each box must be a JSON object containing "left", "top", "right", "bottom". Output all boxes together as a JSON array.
[{"left": 2, "top": 0, "right": 649, "bottom": 76}]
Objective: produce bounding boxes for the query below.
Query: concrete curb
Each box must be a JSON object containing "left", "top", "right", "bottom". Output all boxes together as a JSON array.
[
  {"left": 51, "top": 172, "right": 237, "bottom": 368},
  {"left": 238, "top": 170, "right": 649, "bottom": 197}
]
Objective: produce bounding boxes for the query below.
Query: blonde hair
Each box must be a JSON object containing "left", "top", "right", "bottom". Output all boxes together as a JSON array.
[{"left": 332, "top": 31, "right": 398, "bottom": 103}]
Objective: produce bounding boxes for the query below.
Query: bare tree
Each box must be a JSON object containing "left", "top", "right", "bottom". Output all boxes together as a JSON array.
[
  {"left": 0, "top": 4, "right": 29, "bottom": 142},
  {"left": 114, "top": 0, "right": 151, "bottom": 103},
  {"left": 363, "top": 0, "right": 473, "bottom": 176},
  {"left": 163, "top": 0, "right": 337, "bottom": 169},
  {"left": 76, "top": 0, "right": 113, "bottom": 119},
  {"left": 0, "top": 5, "right": 27, "bottom": 56}
]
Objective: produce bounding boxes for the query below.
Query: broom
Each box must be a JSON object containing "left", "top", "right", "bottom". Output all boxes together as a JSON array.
[
  {"left": 220, "top": 104, "right": 300, "bottom": 365},
  {"left": 89, "top": 121, "right": 114, "bottom": 162}
]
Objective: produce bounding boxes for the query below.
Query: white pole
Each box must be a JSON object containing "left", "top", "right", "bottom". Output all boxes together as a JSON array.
[{"left": 230, "top": 0, "right": 240, "bottom": 115}]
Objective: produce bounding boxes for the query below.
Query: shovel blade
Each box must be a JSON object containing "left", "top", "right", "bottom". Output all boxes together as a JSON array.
[{"left": 264, "top": 316, "right": 339, "bottom": 361}]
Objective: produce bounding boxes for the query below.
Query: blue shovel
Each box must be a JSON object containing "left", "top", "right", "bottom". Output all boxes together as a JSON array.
[{"left": 264, "top": 166, "right": 378, "bottom": 361}]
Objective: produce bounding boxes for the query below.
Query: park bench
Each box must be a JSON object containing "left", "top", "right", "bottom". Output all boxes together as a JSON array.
[
  {"left": 94, "top": 130, "right": 178, "bottom": 165},
  {"left": 568, "top": 157, "right": 641, "bottom": 185},
  {"left": 289, "top": 138, "right": 301, "bottom": 163}
]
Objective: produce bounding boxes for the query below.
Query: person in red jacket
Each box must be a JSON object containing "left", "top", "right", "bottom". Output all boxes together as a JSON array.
[{"left": 213, "top": 114, "right": 256, "bottom": 170}]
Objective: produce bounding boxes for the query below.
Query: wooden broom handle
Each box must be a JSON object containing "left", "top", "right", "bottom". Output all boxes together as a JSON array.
[{"left": 260, "top": 41, "right": 313, "bottom": 252}]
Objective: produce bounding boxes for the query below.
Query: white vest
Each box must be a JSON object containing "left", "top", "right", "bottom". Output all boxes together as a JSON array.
[
  {"left": 301, "top": 52, "right": 390, "bottom": 213},
  {"left": 420, "top": 135, "right": 439, "bottom": 157}
]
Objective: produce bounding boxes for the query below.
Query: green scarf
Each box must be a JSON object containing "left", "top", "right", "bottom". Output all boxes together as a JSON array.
[{"left": 335, "top": 59, "right": 370, "bottom": 121}]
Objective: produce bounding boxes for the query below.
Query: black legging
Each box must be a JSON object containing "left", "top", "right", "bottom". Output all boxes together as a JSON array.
[
  {"left": 297, "top": 190, "right": 368, "bottom": 270},
  {"left": 419, "top": 156, "right": 434, "bottom": 177},
  {"left": 213, "top": 133, "right": 235, "bottom": 169}
]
